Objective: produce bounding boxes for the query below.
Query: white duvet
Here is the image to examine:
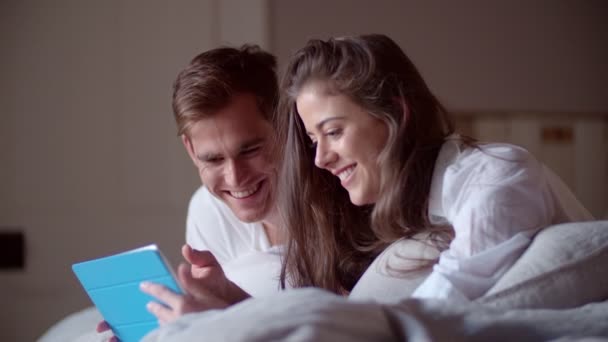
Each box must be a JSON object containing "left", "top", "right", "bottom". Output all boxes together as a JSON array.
[
  {"left": 43, "top": 288, "right": 608, "bottom": 342},
  {"left": 143, "top": 288, "right": 608, "bottom": 342}
]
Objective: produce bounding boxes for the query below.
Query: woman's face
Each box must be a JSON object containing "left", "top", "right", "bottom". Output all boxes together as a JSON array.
[{"left": 296, "top": 81, "right": 388, "bottom": 206}]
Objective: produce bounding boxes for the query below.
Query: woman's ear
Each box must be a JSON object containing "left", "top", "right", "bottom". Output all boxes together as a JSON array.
[{"left": 181, "top": 134, "right": 199, "bottom": 167}]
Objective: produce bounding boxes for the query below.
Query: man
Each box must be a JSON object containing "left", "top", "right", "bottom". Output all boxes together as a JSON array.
[
  {"left": 148, "top": 45, "right": 284, "bottom": 320},
  {"left": 98, "top": 45, "right": 284, "bottom": 336}
]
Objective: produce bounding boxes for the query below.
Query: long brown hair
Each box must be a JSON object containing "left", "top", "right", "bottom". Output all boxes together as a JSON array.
[{"left": 276, "top": 34, "right": 455, "bottom": 293}]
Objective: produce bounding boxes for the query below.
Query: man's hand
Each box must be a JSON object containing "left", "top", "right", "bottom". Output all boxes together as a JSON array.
[
  {"left": 140, "top": 244, "right": 251, "bottom": 324},
  {"left": 182, "top": 244, "right": 251, "bottom": 301},
  {"left": 95, "top": 320, "right": 117, "bottom": 342}
]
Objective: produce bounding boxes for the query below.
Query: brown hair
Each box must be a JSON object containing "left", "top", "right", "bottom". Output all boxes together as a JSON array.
[
  {"left": 276, "top": 34, "right": 455, "bottom": 293},
  {"left": 172, "top": 45, "right": 278, "bottom": 135}
]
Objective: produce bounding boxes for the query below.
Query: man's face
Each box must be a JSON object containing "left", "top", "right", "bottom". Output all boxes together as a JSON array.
[{"left": 183, "top": 93, "right": 276, "bottom": 223}]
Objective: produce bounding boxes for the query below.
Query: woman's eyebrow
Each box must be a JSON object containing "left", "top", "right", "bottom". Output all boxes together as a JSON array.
[
  {"left": 315, "top": 116, "right": 344, "bottom": 130},
  {"left": 306, "top": 117, "right": 345, "bottom": 136}
]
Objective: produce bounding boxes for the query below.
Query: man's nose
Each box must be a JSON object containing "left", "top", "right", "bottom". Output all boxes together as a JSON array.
[{"left": 224, "top": 159, "right": 246, "bottom": 186}]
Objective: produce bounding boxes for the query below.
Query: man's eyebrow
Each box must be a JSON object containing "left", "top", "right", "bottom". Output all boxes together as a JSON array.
[
  {"left": 197, "top": 152, "right": 221, "bottom": 162},
  {"left": 239, "top": 138, "right": 266, "bottom": 152},
  {"left": 196, "top": 138, "right": 266, "bottom": 161}
]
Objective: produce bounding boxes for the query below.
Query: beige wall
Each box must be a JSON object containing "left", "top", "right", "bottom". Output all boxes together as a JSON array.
[
  {"left": 270, "top": 0, "right": 607, "bottom": 216},
  {"left": 0, "top": 0, "right": 268, "bottom": 340},
  {"left": 0, "top": 1, "right": 606, "bottom": 341},
  {"left": 272, "top": 0, "right": 608, "bottom": 112}
]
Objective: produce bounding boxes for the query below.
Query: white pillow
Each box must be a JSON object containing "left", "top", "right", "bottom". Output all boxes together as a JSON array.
[
  {"left": 349, "top": 234, "right": 439, "bottom": 303},
  {"left": 477, "top": 220, "right": 608, "bottom": 309},
  {"left": 37, "top": 306, "right": 107, "bottom": 342}
]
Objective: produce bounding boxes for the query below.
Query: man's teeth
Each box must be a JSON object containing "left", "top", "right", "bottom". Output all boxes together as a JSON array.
[
  {"left": 230, "top": 183, "right": 260, "bottom": 198},
  {"left": 337, "top": 166, "right": 355, "bottom": 181}
]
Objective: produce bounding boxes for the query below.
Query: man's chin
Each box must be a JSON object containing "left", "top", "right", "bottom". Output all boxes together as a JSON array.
[
  {"left": 225, "top": 192, "right": 270, "bottom": 222},
  {"left": 231, "top": 207, "right": 266, "bottom": 223},
  {"left": 235, "top": 213, "right": 264, "bottom": 223}
]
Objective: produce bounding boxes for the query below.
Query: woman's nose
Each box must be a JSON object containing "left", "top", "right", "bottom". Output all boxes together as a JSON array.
[{"left": 314, "top": 140, "right": 336, "bottom": 169}]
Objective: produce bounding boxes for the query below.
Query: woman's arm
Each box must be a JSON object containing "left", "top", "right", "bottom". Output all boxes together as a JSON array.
[{"left": 413, "top": 144, "right": 556, "bottom": 301}]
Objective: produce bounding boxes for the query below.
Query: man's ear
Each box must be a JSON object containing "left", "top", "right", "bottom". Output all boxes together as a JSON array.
[{"left": 181, "top": 134, "right": 199, "bottom": 167}]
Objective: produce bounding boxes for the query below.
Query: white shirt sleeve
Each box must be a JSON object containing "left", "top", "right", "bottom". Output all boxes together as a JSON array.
[{"left": 413, "top": 143, "right": 556, "bottom": 301}]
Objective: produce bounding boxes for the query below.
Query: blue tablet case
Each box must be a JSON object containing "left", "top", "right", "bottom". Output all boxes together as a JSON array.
[{"left": 72, "top": 244, "right": 183, "bottom": 342}]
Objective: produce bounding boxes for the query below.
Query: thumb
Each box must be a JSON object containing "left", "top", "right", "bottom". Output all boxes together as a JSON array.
[
  {"left": 177, "top": 262, "right": 194, "bottom": 289},
  {"left": 182, "top": 244, "right": 220, "bottom": 268},
  {"left": 177, "top": 262, "right": 214, "bottom": 298}
]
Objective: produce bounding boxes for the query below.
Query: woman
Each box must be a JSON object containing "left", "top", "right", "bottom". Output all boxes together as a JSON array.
[{"left": 275, "top": 34, "right": 592, "bottom": 301}]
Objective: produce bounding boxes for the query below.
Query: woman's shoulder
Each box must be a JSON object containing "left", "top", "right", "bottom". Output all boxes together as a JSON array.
[
  {"left": 437, "top": 138, "right": 544, "bottom": 190},
  {"left": 444, "top": 138, "right": 538, "bottom": 172},
  {"left": 470, "top": 141, "right": 532, "bottom": 160}
]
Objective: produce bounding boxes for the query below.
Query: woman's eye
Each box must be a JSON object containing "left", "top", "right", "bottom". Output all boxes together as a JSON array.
[{"left": 325, "top": 128, "right": 342, "bottom": 138}]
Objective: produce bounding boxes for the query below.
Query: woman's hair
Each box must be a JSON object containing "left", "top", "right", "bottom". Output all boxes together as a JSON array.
[
  {"left": 276, "top": 34, "right": 455, "bottom": 293},
  {"left": 172, "top": 44, "right": 278, "bottom": 136}
]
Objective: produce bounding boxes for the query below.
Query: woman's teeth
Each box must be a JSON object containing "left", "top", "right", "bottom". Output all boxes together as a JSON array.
[{"left": 337, "top": 166, "right": 355, "bottom": 181}]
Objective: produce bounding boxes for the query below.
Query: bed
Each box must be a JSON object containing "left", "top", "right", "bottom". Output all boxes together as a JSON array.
[{"left": 39, "top": 220, "right": 608, "bottom": 341}]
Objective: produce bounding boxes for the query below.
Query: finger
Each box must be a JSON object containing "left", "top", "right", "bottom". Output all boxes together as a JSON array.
[
  {"left": 146, "top": 301, "right": 175, "bottom": 325},
  {"left": 180, "top": 244, "right": 191, "bottom": 261},
  {"left": 177, "top": 263, "right": 212, "bottom": 298},
  {"left": 109, "top": 336, "right": 118, "bottom": 342},
  {"left": 182, "top": 245, "right": 220, "bottom": 268},
  {"left": 140, "top": 282, "right": 182, "bottom": 308},
  {"left": 96, "top": 320, "right": 110, "bottom": 333},
  {"left": 177, "top": 262, "right": 196, "bottom": 290}
]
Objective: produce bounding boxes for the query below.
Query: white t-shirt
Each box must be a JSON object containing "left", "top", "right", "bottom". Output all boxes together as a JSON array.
[
  {"left": 410, "top": 138, "right": 593, "bottom": 302},
  {"left": 185, "top": 186, "right": 283, "bottom": 297}
]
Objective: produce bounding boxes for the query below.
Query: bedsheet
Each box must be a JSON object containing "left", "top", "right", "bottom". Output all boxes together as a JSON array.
[
  {"left": 142, "top": 288, "right": 608, "bottom": 342},
  {"left": 41, "top": 288, "right": 608, "bottom": 342}
]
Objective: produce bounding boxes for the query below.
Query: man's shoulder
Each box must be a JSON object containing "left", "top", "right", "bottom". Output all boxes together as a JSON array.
[
  {"left": 190, "top": 185, "right": 217, "bottom": 206},
  {"left": 189, "top": 186, "right": 228, "bottom": 212},
  {"left": 186, "top": 186, "right": 266, "bottom": 263},
  {"left": 188, "top": 186, "right": 250, "bottom": 228}
]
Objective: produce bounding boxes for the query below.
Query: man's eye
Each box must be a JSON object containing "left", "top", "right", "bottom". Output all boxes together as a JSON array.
[
  {"left": 242, "top": 146, "right": 261, "bottom": 155},
  {"left": 205, "top": 157, "right": 223, "bottom": 164}
]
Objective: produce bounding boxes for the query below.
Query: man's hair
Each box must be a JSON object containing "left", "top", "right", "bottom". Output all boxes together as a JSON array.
[{"left": 172, "top": 45, "right": 278, "bottom": 136}]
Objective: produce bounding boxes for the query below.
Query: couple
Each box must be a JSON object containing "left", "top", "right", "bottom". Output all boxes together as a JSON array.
[{"left": 99, "top": 33, "right": 591, "bottom": 338}]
